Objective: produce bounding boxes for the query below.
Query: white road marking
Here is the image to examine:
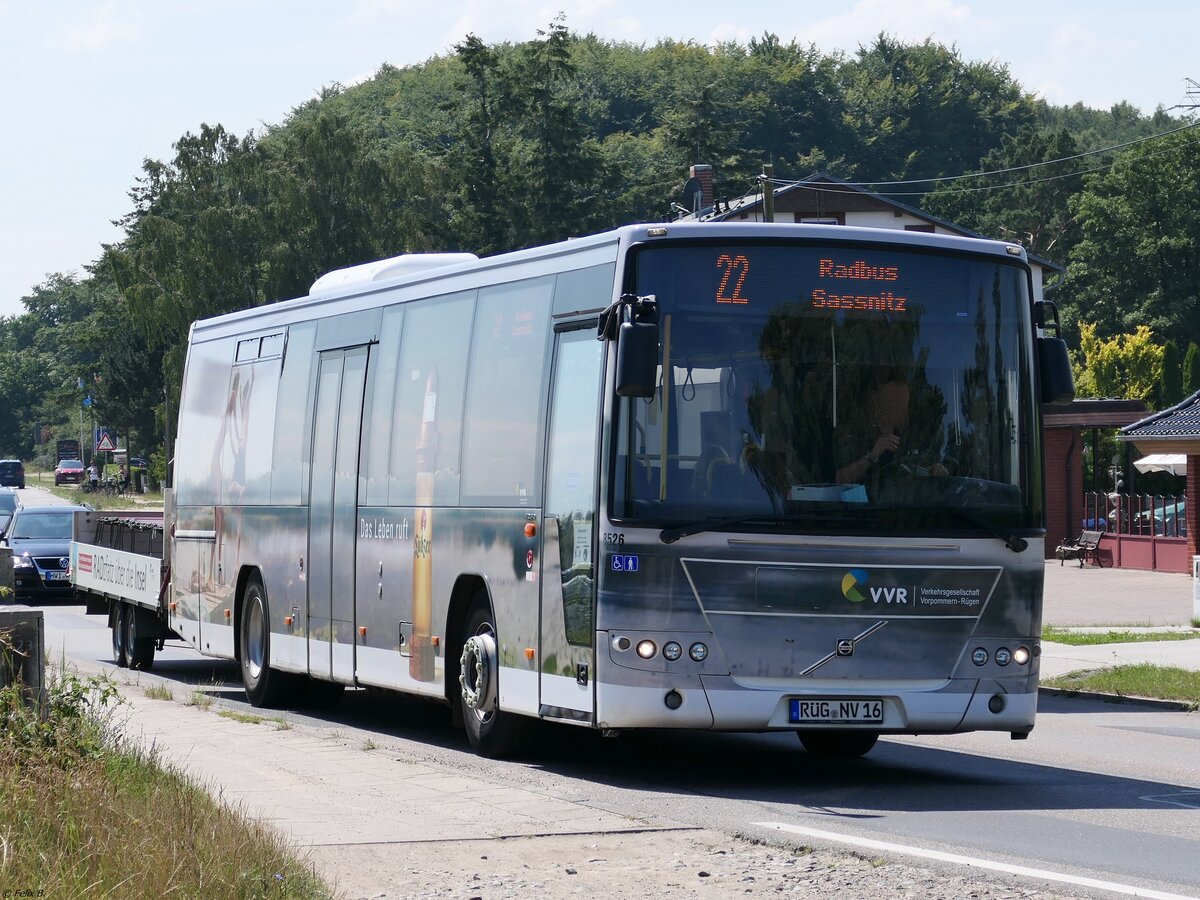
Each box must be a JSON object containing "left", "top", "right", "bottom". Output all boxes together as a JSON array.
[{"left": 751, "top": 821, "right": 1198, "bottom": 900}]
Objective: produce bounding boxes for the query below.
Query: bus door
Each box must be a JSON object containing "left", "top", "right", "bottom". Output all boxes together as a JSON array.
[
  {"left": 539, "top": 326, "right": 604, "bottom": 721},
  {"left": 307, "top": 346, "right": 369, "bottom": 683}
]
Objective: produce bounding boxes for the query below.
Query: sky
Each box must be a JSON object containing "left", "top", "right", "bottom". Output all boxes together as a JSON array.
[{"left": 1, "top": 0, "right": 1197, "bottom": 319}]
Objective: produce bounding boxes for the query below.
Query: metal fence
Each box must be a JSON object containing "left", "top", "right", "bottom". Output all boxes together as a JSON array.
[{"left": 1082, "top": 492, "right": 1187, "bottom": 537}]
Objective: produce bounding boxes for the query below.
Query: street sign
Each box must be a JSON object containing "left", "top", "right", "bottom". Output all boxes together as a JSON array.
[{"left": 95, "top": 432, "right": 117, "bottom": 452}]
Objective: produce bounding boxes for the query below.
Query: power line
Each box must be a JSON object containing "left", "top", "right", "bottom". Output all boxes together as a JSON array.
[{"left": 750, "top": 125, "right": 1200, "bottom": 198}]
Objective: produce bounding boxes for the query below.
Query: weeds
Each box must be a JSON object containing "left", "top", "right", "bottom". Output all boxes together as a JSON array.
[
  {"left": 1043, "top": 626, "right": 1200, "bottom": 646},
  {"left": 144, "top": 683, "right": 173, "bottom": 701},
  {"left": 219, "top": 709, "right": 265, "bottom": 725},
  {"left": 0, "top": 666, "right": 330, "bottom": 897}
]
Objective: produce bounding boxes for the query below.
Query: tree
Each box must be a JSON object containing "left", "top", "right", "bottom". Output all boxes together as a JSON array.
[
  {"left": 922, "top": 126, "right": 1084, "bottom": 260},
  {"left": 1061, "top": 129, "right": 1200, "bottom": 347},
  {"left": 840, "top": 35, "right": 1036, "bottom": 185},
  {"left": 1072, "top": 322, "right": 1163, "bottom": 401},
  {"left": 1185, "top": 342, "right": 1200, "bottom": 398},
  {"left": 1160, "top": 340, "right": 1183, "bottom": 408}
]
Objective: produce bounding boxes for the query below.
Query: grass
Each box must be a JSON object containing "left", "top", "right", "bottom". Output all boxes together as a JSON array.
[
  {"left": 1042, "top": 626, "right": 1200, "bottom": 646},
  {"left": 220, "top": 709, "right": 265, "bottom": 725},
  {"left": 1042, "top": 663, "right": 1200, "bottom": 708},
  {"left": 143, "top": 683, "right": 173, "bottom": 701},
  {"left": 0, "top": 667, "right": 330, "bottom": 898},
  {"left": 187, "top": 690, "right": 214, "bottom": 710}
]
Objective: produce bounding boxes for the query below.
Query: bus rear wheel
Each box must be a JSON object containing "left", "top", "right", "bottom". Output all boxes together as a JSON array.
[
  {"left": 240, "top": 576, "right": 294, "bottom": 708},
  {"left": 127, "top": 605, "right": 156, "bottom": 671},
  {"left": 798, "top": 730, "right": 879, "bottom": 758},
  {"left": 112, "top": 603, "right": 129, "bottom": 668},
  {"left": 458, "top": 596, "right": 536, "bottom": 758}
]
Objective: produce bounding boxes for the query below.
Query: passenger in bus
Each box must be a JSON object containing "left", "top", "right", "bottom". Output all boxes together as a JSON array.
[{"left": 835, "top": 370, "right": 948, "bottom": 486}]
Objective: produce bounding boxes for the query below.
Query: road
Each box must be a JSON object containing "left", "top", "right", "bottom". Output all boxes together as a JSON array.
[{"left": 24, "top": 595, "right": 1199, "bottom": 900}]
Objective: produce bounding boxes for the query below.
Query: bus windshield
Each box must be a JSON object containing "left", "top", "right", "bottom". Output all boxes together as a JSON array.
[{"left": 612, "top": 240, "right": 1040, "bottom": 533}]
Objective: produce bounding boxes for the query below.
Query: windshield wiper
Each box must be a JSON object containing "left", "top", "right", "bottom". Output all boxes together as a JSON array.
[
  {"left": 880, "top": 504, "right": 1029, "bottom": 553},
  {"left": 658, "top": 512, "right": 862, "bottom": 544}
]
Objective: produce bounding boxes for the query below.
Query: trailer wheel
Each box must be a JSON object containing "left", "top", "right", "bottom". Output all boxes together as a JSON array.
[
  {"left": 458, "top": 593, "right": 536, "bottom": 758},
  {"left": 798, "top": 730, "right": 879, "bottom": 758},
  {"left": 111, "top": 603, "right": 129, "bottom": 668},
  {"left": 239, "top": 575, "right": 294, "bottom": 708},
  {"left": 127, "top": 605, "right": 156, "bottom": 671}
]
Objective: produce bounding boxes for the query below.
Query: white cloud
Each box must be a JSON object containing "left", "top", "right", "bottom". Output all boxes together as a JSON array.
[
  {"left": 799, "top": 0, "right": 973, "bottom": 51},
  {"left": 60, "top": 1, "right": 139, "bottom": 51}
]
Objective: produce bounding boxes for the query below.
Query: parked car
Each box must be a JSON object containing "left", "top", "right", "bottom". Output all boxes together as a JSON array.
[
  {"left": 129, "top": 457, "right": 149, "bottom": 469},
  {"left": 2, "top": 505, "right": 87, "bottom": 602},
  {"left": 0, "top": 487, "right": 18, "bottom": 537},
  {"left": 54, "top": 458, "right": 86, "bottom": 485},
  {"left": 0, "top": 459, "right": 25, "bottom": 489},
  {"left": 1134, "top": 498, "right": 1187, "bottom": 537}
]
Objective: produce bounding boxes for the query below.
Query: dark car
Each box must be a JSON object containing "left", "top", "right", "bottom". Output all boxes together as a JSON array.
[
  {"left": 0, "top": 459, "right": 25, "bottom": 489},
  {"left": 55, "top": 458, "right": 86, "bottom": 485},
  {"left": 2, "top": 505, "right": 85, "bottom": 602},
  {"left": 129, "top": 457, "right": 149, "bottom": 469},
  {"left": 0, "top": 487, "right": 18, "bottom": 537}
]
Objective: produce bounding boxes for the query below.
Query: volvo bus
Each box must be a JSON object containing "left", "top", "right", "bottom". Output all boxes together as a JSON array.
[{"left": 165, "top": 222, "right": 1073, "bottom": 758}]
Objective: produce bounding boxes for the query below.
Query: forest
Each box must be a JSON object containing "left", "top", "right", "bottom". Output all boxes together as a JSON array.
[{"left": 2, "top": 21, "right": 1198, "bottom": 473}]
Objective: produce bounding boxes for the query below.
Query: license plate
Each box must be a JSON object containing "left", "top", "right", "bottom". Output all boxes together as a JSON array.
[
  {"left": 789, "top": 698, "right": 883, "bottom": 724},
  {"left": 45, "top": 571, "right": 70, "bottom": 582}
]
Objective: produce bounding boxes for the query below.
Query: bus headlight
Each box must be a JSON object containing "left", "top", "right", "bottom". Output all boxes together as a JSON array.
[
  {"left": 994, "top": 647, "right": 1012, "bottom": 666},
  {"left": 971, "top": 647, "right": 988, "bottom": 666},
  {"left": 688, "top": 642, "right": 708, "bottom": 662},
  {"left": 662, "top": 641, "right": 682, "bottom": 661},
  {"left": 1013, "top": 645, "right": 1031, "bottom": 665},
  {"left": 636, "top": 639, "right": 657, "bottom": 659}
]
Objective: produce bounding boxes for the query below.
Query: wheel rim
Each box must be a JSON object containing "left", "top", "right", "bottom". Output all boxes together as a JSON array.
[
  {"left": 459, "top": 625, "right": 498, "bottom": 724},
  {"left": 246, "top": 594, "right": 265, "bottom": 680}
]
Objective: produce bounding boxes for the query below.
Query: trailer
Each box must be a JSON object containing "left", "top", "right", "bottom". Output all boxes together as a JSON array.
[{"left": 71, "top": 499, "right": 175, "bottom": 670}]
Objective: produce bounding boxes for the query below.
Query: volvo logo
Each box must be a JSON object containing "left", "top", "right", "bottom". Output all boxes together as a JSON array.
[{"left": 836, "top": 639, "right": 855, "bottom": 657}]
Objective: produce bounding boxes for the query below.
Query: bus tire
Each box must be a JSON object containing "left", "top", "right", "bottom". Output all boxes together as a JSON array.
[
  {"left": 127, "top": 606, "right": 156, "bottom": 671},
  {"left": 458, "top": 595, "right": 536, "bottom": 759},
  {"left": 798, "top": 730, "right": 879, "bottom": 758},
  {"left": 112, "top": 603, "right": 129, "bottom": 668},
  {"left": 240, "top": 576, "right": 293, "bottom": 708}
]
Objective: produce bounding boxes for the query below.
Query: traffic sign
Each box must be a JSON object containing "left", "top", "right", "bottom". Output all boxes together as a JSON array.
[{"left": 96, "top": 432, "right": 117, "bottom": 452}]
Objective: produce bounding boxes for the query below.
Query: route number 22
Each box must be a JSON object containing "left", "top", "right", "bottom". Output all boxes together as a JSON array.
[{"left": 715, "top": 254, "right": 750, "bottom": 304}]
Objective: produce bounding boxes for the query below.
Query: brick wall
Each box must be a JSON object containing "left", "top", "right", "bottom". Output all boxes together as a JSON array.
[{"left": 1044, "top": 427, "right": 1082, "bottom": 557}]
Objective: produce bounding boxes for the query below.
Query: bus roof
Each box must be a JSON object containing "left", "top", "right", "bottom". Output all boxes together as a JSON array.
[{"left": 188, "top": 222, "right": 1028, "bottom": 342}]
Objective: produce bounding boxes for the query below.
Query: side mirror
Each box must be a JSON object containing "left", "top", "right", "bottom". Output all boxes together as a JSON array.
[
  {"left": 615, "top": 319, "right": 659, "bottom": 398},
  {"left": 1035, "top": 300, "right": 1075, "bottom": 405}
]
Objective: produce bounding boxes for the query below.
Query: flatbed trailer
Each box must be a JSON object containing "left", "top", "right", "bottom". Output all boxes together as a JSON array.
[{"left": 71, "top": 503, "right": 176, "bottom": 670}]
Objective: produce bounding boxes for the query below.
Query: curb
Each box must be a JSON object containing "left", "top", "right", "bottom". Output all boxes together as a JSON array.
[{"left": 1037, "top": 685, "right": 1197, "bottom": 712}]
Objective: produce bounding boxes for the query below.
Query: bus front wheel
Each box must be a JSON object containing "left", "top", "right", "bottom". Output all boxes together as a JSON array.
[
  {"left": 798, "top": 730, "right": 879, "bottom": 758},
  {"left": 458, "top": 596, "right": 536, "bottom": 758},
  {"left": 240, "top": 576, "right": 294, "bottom": 708}
]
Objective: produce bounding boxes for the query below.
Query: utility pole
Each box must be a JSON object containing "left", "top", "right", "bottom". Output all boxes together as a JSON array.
[
  {"left": 1169, "top": 77, "right": 1200, "bottom": 112},
  {"left": 761, "top": 163, "right": 775, "bottom": 223}
]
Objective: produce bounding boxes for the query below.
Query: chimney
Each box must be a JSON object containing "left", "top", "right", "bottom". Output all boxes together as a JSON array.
[{"left": 690, "top": 164, "right": 714, "bottom": 210}]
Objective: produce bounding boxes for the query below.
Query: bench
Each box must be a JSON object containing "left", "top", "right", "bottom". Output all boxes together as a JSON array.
[{"left": 1055, "top": 530, "right": 1105, "bottom": 567}]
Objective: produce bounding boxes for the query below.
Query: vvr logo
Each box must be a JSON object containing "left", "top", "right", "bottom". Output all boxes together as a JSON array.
[
  {"left": 869, "top": 586, "right": 909, "bottom": 604},
  {"left": 841, "top": 569, "right": 869, "bottom": 602}
]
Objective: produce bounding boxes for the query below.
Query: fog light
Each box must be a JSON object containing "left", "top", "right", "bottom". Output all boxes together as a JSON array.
[
  {"left": 664, "top": 690, "right": 683, "bottom": 710},
  {"left": 689, "top": 642, "right": 708, "bottom": 662},
  {"left": 663, "top": 641, "right": 682, "bottom": 661},
  {"left": 994, "top": 647, "right": 1012, "bottom": 666},
  {"left": 971, "top": 647, "right": 989, "bottom": 666},
  {"left": 1013, "top": 645, "right": 1031, "bottom": 665},
  {"left": 988, "top": 694, "right": 1006, "bottom": 713},
  {"left": 636, "top": 639, "right": 657, "bottom": 659},
  {"left": 612, "top": 635, "right": 631, "bottom": 652}
]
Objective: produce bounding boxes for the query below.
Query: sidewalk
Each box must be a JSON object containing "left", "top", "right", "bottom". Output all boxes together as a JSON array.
[{"left": 1040, "top": 560, "right": 1200, "bottom": 678}]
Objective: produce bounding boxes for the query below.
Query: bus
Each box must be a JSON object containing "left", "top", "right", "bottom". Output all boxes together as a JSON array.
[{"left": 167, "top": 222, "right": 1073, "bottom": 758}]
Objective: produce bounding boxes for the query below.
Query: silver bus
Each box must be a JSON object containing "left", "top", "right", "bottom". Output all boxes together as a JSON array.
[{"left": 169, "top": 222, "right": 1073, "bottom": 758}]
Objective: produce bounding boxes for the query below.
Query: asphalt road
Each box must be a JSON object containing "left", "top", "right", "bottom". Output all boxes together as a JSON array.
[{"left": 29, "top": 596, "right": 1200, "bottom": 900}]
